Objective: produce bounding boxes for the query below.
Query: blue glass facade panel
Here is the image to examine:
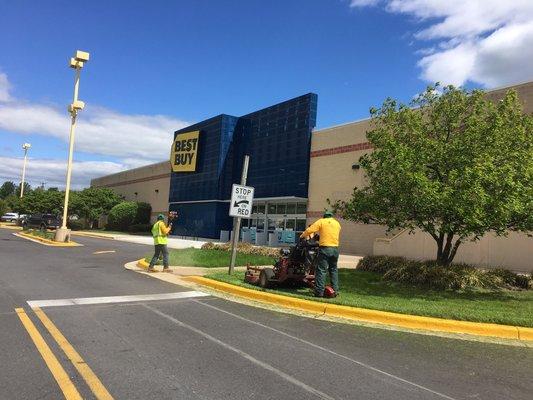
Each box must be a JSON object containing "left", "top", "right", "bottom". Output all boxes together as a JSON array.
[{"left": 168, "top": 93, "right": 317, "bottom": 238}]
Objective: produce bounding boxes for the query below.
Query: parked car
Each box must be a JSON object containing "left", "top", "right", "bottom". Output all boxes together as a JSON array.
[
  {"left": 1, "top": 212, "right": 19, "bottom": 222},
  {"left": 23, "top": 213, "right": 62, "bottom": 230}
]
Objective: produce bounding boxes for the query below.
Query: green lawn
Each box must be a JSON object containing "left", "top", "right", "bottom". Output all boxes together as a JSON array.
[
  {"left": 206, "top": 269, "right": 533, "bottom": 327},
  {"left": 144, "top": 248, "right": 276, "bottom": 268}
]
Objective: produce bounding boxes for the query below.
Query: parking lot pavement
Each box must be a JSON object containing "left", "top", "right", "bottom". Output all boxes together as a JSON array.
[{"left": 1, "top": 228, "right": 532, "bottom": 399}]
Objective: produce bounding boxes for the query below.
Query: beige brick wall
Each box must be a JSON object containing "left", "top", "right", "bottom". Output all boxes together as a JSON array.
[
  {"left": 91, "top": 161, "right": 171, "bottom": 221},
  {"left": 308, "top": 81, "right": 533, "bottom": 257}
]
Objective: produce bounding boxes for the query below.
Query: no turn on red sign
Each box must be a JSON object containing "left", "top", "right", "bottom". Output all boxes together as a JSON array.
[{"left": 229, "top": 184, "right": 254, "bottom": 218}]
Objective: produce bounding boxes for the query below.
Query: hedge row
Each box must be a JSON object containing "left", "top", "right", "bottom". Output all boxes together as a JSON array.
[{"left": 358, "top": 256, "right": 532, "bottom": 290}]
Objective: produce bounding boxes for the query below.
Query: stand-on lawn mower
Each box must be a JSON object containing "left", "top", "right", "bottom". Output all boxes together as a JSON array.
[{"left": 244, "top": 238, "right": 336, "bottom": 297}]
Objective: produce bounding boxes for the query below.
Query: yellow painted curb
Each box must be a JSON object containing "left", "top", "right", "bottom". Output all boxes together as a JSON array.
[
  {"left": 71, "top": 231, "right": 116, "bottom": 240},
  {"left": 0, "top": 224, "right": 22, "bottom": 230},
  {"left": 184, "top": 276, "right": 533, "bottom": 342},
  {"left": 16, "top": 232, "right": 81, "bottom": 247}
]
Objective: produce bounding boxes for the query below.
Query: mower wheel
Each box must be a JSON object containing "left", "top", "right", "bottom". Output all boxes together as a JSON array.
[{"left": 258, "top": 268, "right": 274, "bottom": 288}]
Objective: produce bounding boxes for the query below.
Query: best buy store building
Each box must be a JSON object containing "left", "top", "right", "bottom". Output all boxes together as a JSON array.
[{"left": 91, "top": 81, "right": 533, "bottom": 270}]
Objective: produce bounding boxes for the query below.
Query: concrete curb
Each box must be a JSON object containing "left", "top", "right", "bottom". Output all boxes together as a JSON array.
[
  {"left": 71, "top": 231, "right": 116, "bottom": 240},
  {"left": 184, "top": 276, "right": 533, "bottom": 342},
  {"left": 136, "top": 259, "right": 249, "bottom": 275},
  {"left": 0, "top": 224, "right": 23, "bottom": 231},
  {"left": 15, "top": 232, "right": 82, "bottom": 247}
]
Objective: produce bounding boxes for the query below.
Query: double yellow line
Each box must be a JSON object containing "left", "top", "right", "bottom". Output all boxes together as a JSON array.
[{"left": 15, "top": 307, "right": 113, "bottom": 400}]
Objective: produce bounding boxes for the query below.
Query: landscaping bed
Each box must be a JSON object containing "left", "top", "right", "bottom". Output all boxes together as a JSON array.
[
  {"left": 22, "top": 228, "right": 55, "bottom": 241},
  {"left": 144, "top": 248, "right": 275, "bottom": 268},
  {"left": 205, "top": 269, "right": 533, "bottom": 327}
]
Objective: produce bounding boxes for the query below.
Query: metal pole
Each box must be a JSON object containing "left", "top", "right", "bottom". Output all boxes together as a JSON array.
[
  {"left": 20, "top": 148, "right": 28, "bottom": 198},
  {"left": 229, "top": 155, "right": 250, "bottom": 275},
  {"left": 60, "top": 67, "right": 81, "bottom": 229}
]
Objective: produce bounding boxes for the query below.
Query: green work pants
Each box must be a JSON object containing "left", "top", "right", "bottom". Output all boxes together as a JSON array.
[{"left": 315, "top": 246, "right": 339, "bottom": 296}]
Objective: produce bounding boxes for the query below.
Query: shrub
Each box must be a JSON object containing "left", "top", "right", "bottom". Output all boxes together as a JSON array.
[
  {"left": 128, "top": 223, "right": 152, "bottom": 233},
  {"left": 67, "top": 220, "right": 84, "bottom": 231},
  {"left": 107, "top": 201, "right": 137, "bottom": 231},
  {"left": 358, "top": 255, "right": 531, "bottom": 291},
  {"left": 357, "top": 256, "right": 403, "bottom": 274},
  {"left": 201, "top": 242, "right": 278, "bottom": 257},
  {"left": 134, "top": 202, "right": 152, "bottom": 224}
]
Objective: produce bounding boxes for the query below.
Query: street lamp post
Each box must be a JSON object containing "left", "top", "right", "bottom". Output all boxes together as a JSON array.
[
  {"left": 20, "top": 143, "right": 31, "bottom": 198},
  {"left": 55, "top": 50, "right": 90, "bottom": 243}
]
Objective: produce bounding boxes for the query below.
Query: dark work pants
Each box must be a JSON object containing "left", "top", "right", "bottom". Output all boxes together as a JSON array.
[
  {"left": 149, "top": 244, "right": 169, "bottom": 268},
  {"left": 315, "top": 246, "right": 339, "bottom": 296}
]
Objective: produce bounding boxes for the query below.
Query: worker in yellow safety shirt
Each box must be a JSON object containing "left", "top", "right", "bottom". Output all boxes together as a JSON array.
[
  {"left": 148, "top": 213, "right": 174, "bottom": 272},
  {"left": 300, "top": 210, "right": 341, "bottom": 297}
]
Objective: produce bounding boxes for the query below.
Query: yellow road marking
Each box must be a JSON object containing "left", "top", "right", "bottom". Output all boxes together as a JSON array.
[
  {"left": 33, "top": 307, "right": 114, "bottom": 400},
  {"left": 15, "top": 308, "right": 82, "bottom": 400},
  {"left": 93, "top": 250, "right": 116, "bottom": 254}
]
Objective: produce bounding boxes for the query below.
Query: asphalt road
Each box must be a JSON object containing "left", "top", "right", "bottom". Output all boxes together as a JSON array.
[{"left": 0, "top": 228, "right": 532, "bottom": 400}]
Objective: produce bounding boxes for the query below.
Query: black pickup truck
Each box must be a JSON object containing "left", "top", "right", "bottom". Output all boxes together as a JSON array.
[{"left": 22, "top": 213, "right": 62, "bottom": 230}]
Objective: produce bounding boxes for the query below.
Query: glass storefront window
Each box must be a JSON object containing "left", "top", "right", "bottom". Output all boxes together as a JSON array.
[
  {"left": 296, "top": 203, "right": 307, "bottom": 215},
  {"left": 268, "top": 204, "right": 276, "bottom": 214},
  {"left": 286, "top": 203, "right": 296, "bottom": 214},
  {"left": 257, "top": 204, "right": 265, "bottom": 214},
  {"left": 296, "top": 219, "right": 307, "bottom": 232},
  {"left": 285, "top": 218, "right": 295, "bottom": 230},
  {"left": 252, "top": 205, "right": 257, "bottom": 214},
  {"left": 257, "top": 219, "right": 265, "bottom": 230},
  {"left": 268, "top": 218, "right": 276, "bottom": 231},
  {"left": 276, "top": 203, "right": 286, "bottom": 215},
  {"left": 276, "top": 219, "right": 285, "bottom": 229},
  {"left": 251, "top": 219, "right": 257, "bottom": 228}
]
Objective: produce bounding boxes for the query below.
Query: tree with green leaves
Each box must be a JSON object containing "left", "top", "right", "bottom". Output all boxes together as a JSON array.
[
  {"left": 0, "top": 198, "right": 8, "bottom": 216},
  {"left": 0, "top": 181, "right": 16, "bottom": 198},
  {"left": 17, "top": 189, "right": 64, "bottom": 215},
  {"left": 70, "top": 187, "right": 123, "bottom": 228},
  {"left": 334, "top": 85, "right": 533, "bottom": 265},
  {"left": 15, "top": 182, "right": 31, "bottom": 197}
]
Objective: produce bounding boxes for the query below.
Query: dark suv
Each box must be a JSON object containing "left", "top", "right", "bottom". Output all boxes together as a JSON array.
[{"left": 23, "top": 214, "right": 62, "bottom": 230}]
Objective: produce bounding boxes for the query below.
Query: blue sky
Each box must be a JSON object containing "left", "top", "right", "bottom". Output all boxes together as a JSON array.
[{"left": 1, "top": 0, "right": 532, "bottom": 188}]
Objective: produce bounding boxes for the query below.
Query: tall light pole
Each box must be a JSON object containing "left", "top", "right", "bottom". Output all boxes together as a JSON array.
[
  {"left": 55, "top": 50, "right": 90, "bottom": 243},
  {"left": 20, "top": 143, "right": 31, "bottom": 198}
]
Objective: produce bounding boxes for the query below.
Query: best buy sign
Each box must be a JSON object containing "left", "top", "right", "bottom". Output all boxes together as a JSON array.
[{"left": 171, "top": 131, "right": 199, "bottom": 172}]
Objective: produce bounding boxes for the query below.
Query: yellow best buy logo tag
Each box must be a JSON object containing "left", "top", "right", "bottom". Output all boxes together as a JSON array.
[{"left": 170, "top": 131, "right": 200, "bottom": 172}]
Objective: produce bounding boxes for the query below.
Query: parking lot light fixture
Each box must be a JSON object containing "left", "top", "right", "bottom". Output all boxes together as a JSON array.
[
  {"left": 20, "top": 143, "right": 31, "bottom": 198},
  {"left": 55, "top": 50, "right": 89, "bottom": 243}
]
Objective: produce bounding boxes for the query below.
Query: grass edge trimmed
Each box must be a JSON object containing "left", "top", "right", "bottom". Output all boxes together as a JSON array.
[
  {"left": 16, "top": 231, "right": 81, "bottom": 247},
  {"left": 184, "top": 275, "right": 533, "bottom": 342}
]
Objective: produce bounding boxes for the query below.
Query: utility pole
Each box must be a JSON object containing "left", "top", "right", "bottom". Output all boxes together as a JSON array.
[
  {"left": 20, "top": 143, "right": 31, "bottom": 198},
  {"left": 55, "top": 50, "right": 90, "bottom": 243},
  {"left": 229, "top": 155, "right": 250, "bottom": 275}
]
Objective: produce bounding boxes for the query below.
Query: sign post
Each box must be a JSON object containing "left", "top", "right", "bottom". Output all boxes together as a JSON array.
[{"left": 229, "top": 155, "right": 253, "bottom": 275}]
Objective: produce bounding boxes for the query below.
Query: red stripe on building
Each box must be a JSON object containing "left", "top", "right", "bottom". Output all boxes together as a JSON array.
[{"left": 310, "top": 142, "right": 372, "bottom": 158}]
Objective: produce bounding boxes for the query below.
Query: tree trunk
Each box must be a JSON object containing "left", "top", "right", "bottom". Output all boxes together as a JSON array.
[{"left": 435, "top": 232, "right": 462, "bottom": 265}]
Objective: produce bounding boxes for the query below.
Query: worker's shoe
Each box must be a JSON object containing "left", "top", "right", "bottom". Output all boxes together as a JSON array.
[
  {"left": 147, "top": 267, "right": 156, "bottom": 273},
  {"left": 162, "top": 268, "right": 172, "bottom": 273}
]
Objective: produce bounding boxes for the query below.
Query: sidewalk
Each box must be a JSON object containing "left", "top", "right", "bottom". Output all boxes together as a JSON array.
[{"left": 75, "top": 230, "right": 363, "bottom": 267}]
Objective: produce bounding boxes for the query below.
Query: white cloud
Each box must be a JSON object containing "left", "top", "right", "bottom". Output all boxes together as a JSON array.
[
  {"left": 0, "top": 101, "right": 188, "bottom": 162},
  {"left": 350, "top": 0, "right": 533, "bottom": 87},
  {"left": 0, "top": 156, "right": 126, "bottom": 190},
  {"left": 350, "top": 0, "right": 380, "bottom": 7},
  {"left": 0, "top": 72, "right": 11, "bottom": 102},
  {"left": 0, "top": 71, "right": 189, "bottom": 188}
]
